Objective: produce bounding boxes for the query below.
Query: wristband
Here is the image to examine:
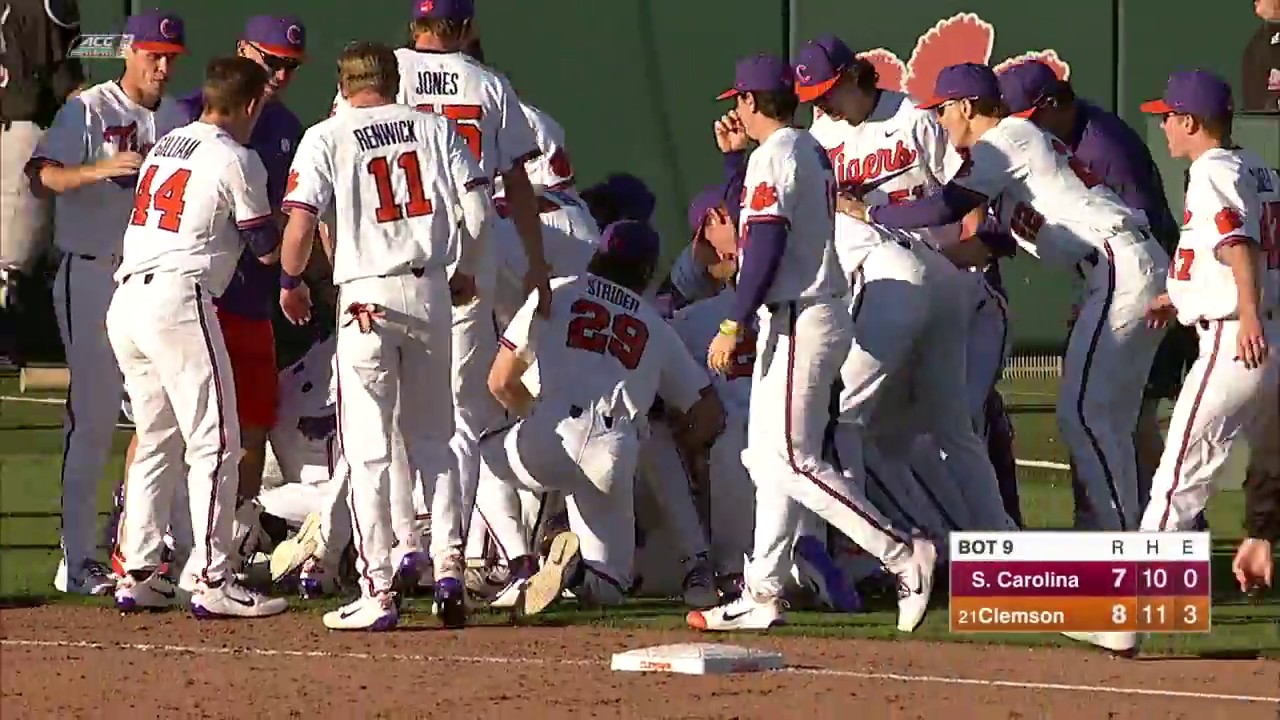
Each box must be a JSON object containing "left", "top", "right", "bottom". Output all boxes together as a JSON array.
[
  {"left": 280, "top": 272, "right": 304, "bottom": 290},
  {"left": 718, "top": 319, "right": 741, "bottom": 337}
]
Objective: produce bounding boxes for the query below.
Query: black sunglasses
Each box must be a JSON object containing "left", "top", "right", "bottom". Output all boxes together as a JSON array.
[{"left": 248, "top": 43, "right": 301, "bottom": 72}]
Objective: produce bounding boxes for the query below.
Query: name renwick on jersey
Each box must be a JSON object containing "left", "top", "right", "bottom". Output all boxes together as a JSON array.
[
  {"left": 151, "top": 134, "right": 202, "bottom": 160},
  {"left": 587, "top": 277, "right": 639, "bottom": 313},
  {"left": 353, "top": 120, "right": 418, "bottom": 152},
  {"left": 997, "top": 571, "right": 1080, "bottom": 589},
  {"left": 415, "top": 71, "right": 460, "bottom": 96}
]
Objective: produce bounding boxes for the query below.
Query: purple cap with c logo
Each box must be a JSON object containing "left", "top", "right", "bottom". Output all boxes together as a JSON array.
[
  {"left": 243, "top": 15, "right": 306, "bottom": 59},
  {"left": 125, "top": 9, "right": 186, "bottom": 54},
  {"left": 717, "top": 54, "right": 794, "bottom": 100},
  {"left": 794, "top": 35, "right": 856, "bottom": 102},
  {"left": 1140, "top": 70, "right": 1233, "bottom": 119},
  {"left": 915, "top": 63, "right": 1001, "bottom": 109}
]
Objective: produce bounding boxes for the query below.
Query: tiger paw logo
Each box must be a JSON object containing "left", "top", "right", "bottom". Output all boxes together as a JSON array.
[
  {"left": 749, "top": 182, "right": 778, "bottom": 211},
  {"left": 286, "top": 170, "right": 299, "bottom": 195},
  {"left": 855, "top": 13, "right": 1071, "bottom": 98},
  {"left": 1214, "top": 207, "right": 1243, "bottom": 234}
]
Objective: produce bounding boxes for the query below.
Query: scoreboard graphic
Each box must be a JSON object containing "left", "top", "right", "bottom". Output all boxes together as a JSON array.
[{"left": 949, "top": 532, "right": 1211, "bottom": 633}]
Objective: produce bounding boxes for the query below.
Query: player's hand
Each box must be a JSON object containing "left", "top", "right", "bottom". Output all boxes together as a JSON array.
[
  {"left": 706, "top": 330, "right": 739, "bottom": 374},
  {"left": 713, "top": 111, "right": 749, "bottom": 153},
  {"left": 836, "top": 192, "right": 869, "bottom": 221},
  {"left": 1235, "top": 311, "right": 1269, "bottom": 370},
  {"left": 96, "top": 152, "right": 144, "bottom": 179},
  {"left": 449, "top": 271, "right": 477, "bottom": 307},
  {"left": 524, "top": 257, "right": 553, "bottom": 317},
  {"left": 1144, "top": 294, "right": 1176, "bottom": 329},
  {"left": 1232, "top": 538, "right": 1273, "bottom": 592},
  {"left": 280, "top": 284, "right": 312, "bottom": 325},
  {"left": 344, "top": 302, "right": 384, "bottom": 334}
]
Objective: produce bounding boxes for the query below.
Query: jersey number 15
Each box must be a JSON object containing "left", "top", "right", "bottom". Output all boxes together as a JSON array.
[
  {"left": 415, "top": 103, "right": 483, "bottom": 161},
  {"left": 565, "top": 298, "right": 650, "bottom": 370}
]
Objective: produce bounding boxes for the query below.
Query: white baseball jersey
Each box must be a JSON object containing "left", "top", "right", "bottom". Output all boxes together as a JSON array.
[
  {"left": 831, "top": 215, "right": 914, "bottom": 277},
  {"left": 520, "top": 102, "right": 574, "bottom": 190},
  {"left": 670, "top": 288, "right": 753, "bottom": 420},
  {"left": 1167, "top": 147, "right": 1280, "bottom": 325},
  {"left": 810, "top": 90, "right": 964, "bottom": 248},
  {"left": 282, "top": 103, "right": 484, "bottom": 285},
  {"left": 29, "top": 81, "right": 187, "bottom": 257},
  {"left": 955, "top": 117, "right": 1144, "bottom": 268},
  {"left": 113, "top": 122, "right": 272, "bottom": 296},
  {"left": 739, "top": 127, "right": 848, "bottom": 304},
  {"left": 277, "top": 336, "right": 338, "bottom": 423},
  {"left": 492, "top": 188, "right": 600, "bottom": 323},
  {"left": 500, "top": 275, "right": 709, "bottom": 422}
]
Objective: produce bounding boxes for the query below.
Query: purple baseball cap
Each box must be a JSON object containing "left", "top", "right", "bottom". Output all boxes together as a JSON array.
[
  {"left": 243, "top": 15, "right": 306, "bottom": 59},
  {"left": 688, "top": 184, "right": 727, "bottom": 242},
  {"left": 125, "top": 9, "right": 185, "bottom": 55},
  {"left": 793, "top": 35, "right": 856, "bottom": 102},
  {"left": 998, "top": 60, "right": 1063, "bottom": 118},
  {"left": 597, "top": 220, "right": 661, "bottom": 265},
  {"left": 916, "top": 63, "right": 1001, "bottom": 109},
  {"left": 603, "top": 173, "right": 657, "bottom": 223},
  {"left": 1140, "top": 70, "right": 1233, "bottom": 119},
  {"left": 717, "top": 54, "right": 794, "bottom": 100},
  {"left": 413, "top": 0, "right": 475, "bottom": 20}
]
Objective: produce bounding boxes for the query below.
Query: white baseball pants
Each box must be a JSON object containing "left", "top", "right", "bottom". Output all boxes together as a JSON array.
[
  {"left": 259, "top": 429, "right": 351, "bottom": 567},
  {"left": 1061, "top": 237, "right": 1167, "bottom": 531},
  {"left": 742, "top": 299, "right": 912, "bottom": 599},
  {"left": 107, "top": 272, "right": 239, "bottom": 583},
  {"left": 1141, "top": 316, "right": 1280, "bottom": 531},
  {"left": 967, "top": 275, "right": 1011, "bottom": 433},
  {"left": 479, "top": 399, "right": 641, "bottom": 604},
  {"left": 53, "top": 253, "right": 124, "bottom": 578},
  {"left": 636, "top": 421, "right": 712, "bottom": 563},
  {"left": 335, "top": 269, "right": 454, "bottom": 598}
]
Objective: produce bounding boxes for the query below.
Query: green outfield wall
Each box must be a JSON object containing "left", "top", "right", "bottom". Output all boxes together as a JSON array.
[{"left": 102, "top": 0, "right": 1268, "bottom": 351}]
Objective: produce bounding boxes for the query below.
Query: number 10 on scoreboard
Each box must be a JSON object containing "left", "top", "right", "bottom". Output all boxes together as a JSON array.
[{"left": 947, "top": 532, "right": 1211, "bottom": 634}]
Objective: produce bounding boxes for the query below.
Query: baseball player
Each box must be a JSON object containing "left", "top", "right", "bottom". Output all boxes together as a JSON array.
[
  {"left": 107, "top": 57, "right": 287, "bottom": 617},
  {"left": 858, "top": 63, "right": 1169, "bottom": 532},
  {"left": 279, "top": 41, "right": 489, "bottom": 631},
  {"left": 480, "top": 220, "right": 721, "bottom": 615},
  {"left": 795, "top": 36, "right": 1009, "bottom": 436},
  {"left": 172, "top": 15, "right": 307, "bottom": 507},
  {"left": 25, "top": 9, "right": 189, "bottom": 596},
  {"left": 689, "top": 54, "right": 935, "bottom": 634}
]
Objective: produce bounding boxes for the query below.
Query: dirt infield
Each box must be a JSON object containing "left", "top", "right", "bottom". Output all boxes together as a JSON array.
[{"left": 1, "top": 606, "right": 1277, "bottom": 719}]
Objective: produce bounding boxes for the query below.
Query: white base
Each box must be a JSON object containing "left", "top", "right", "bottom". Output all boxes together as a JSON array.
[{"left": 610, "top": 643, "right": 785, "bottom": 675}]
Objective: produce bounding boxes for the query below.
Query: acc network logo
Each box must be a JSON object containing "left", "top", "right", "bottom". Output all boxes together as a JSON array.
[
  {"left": 852, "top": 13, "right": 1072, "bottom": 98},
  {"left": 68, "top": 34, "right": 133, "bottom": 59}
]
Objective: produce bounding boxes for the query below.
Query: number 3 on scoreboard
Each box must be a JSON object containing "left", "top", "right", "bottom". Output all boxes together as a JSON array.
[{"left": 415, "top": 103, "right": 483, "bottom": 161}]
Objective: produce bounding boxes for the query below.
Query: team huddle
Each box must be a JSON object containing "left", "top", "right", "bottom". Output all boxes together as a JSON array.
[{"left": 24, "top": 1, "right": 1279, "bottom": 651}]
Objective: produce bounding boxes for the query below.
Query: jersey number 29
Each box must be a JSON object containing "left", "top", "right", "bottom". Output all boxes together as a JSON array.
[{"left": 565, "top": 298, "right": 650, "bottom": 370}]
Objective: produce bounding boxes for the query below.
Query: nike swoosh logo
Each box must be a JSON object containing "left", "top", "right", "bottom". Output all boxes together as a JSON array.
[
  {"left": 723, "top": 610, "right": 751, "bottom": 621},
  {"left": 227, "top": 592, "right": 257, "bottom": 608},
  {"left": 339, "top": 606, "right": 362, "bottom": 619},
  {"left": 884, "top": 128, "right": 900, "bottom": 137}
]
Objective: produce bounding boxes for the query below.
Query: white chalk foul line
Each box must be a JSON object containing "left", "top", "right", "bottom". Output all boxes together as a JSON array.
[
  {"left": 0, "top": 395, "right": 61, "bottom": 405},
  {"left": 3, "top": 638, "right": 1276, "bottom": 704}
]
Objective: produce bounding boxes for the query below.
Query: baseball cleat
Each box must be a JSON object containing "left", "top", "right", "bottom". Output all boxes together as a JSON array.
[
  {"left": 680, "top": 556, "right": 720, "bottom": 609},
  {"left": 323, "top": 592, "right": 399, "bottom": 631},
  {"left": 115, "top": 571, "right": 179, "bottom": 612},
  {"left": 892, "top": 536, "right": 937, "bottom": 633},
  {"left": 191, "top": 578, "right": 288, "bottom": 619},
  {"left": 55, "top": 558, "right": 117, "bottom": 596},
  {"left": 518, "top": 531, "right": 581, "bottom": 617},
  {"left": 687, "top": 591, "right": 784, "bottom": 631},
  {"left": 1061, "top": 631, "right": 1139, "bottom": 657},
  {"left": 269, "top": 513, "right": 322, "bottom": 581},
  {"left": 393, "top": 551, "right": 426, "bottom": 597},
  {"left": 795, "top": 535, "right": 863, "bottom": 613},
  {"left": 433, "top": 577, "right": 467, "bottom": 629}
]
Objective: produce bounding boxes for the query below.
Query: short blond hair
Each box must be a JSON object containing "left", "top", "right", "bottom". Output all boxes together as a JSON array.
[
  {"left": 409, "top": 17, "right": 472, "bottom": 44},
  {"left": 337, "top": 42, "right": 398, "bottom": 98}
]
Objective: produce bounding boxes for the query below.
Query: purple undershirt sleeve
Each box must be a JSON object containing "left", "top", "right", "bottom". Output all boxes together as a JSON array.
[
  {"left": 723, "top": 151, "right": 747, "bottom": 226},
  {"left": 869, "top": 183, "right": 987, "bottom": 229},
  {"left": 240, "top": 224, "right": 281, "bottom": 259},
  {"left": 730, "top": 219, "right": 788, "bottom": 324}
]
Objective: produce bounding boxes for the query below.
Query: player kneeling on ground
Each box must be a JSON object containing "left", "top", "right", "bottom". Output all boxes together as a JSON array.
[
  {"left": 483, "top": 220, "right": 724, "bottom": 616},
  {"left": 108, "top": 57, "right": 288, "bottom": 618}
]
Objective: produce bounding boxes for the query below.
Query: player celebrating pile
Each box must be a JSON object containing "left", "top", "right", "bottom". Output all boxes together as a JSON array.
[
  {"left": 688, "top": 54, "right": 936, "bottom": 634},
  {"left": 280, "top": 41, "right": 490, "bottom": 631},
  {"left": 1069, "top": 70, "right": 1280, "bottom": 656}
]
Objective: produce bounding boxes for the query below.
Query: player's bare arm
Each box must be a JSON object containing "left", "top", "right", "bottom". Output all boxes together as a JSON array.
[
  {"left": 705, "top": 113, "right": 751, "bottom": 372},
  {"left": 1217, "top": 239, "right": 1269, "bottom": 368},
  {"left": 487, "top": 345, "right": 535, "bottom": 417},
  {"left": 501, "top": 163, "right": 552, "bottom": 315},
  {"left": 27, "top": 152, "right": 145, "bottom": 195},
  {"left": 279, "top": 207, "right": 318, "bottom": 325},
  {"left": 670, "top": 385, "right": 726, "bottom": 451}
]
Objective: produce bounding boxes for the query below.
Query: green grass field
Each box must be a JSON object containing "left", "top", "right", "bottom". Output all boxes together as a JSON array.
[{"left": 1, "top": 371, "right": 1276, "bottom": 657}]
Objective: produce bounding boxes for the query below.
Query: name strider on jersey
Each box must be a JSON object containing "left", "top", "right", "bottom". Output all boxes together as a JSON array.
[
  {"left": 670, "top": 287, "right": 754, "bottom": 420},
  {"left": 809, "top": 90, "right": 965, "bottom": 248},
  {"left": 114, "top": 122, "right": 273, "bottom": 296},
  {"left": 28, "top": 81, "right": 188, "bottom": 258},
  {"left": 500, "top": 275, "right": 709, "bottom": 423},
  {"left": 740, "top": 127, "right": 848, "bottom": 304},
  {"left": 1167, "top": 147, "right": 1280, "bottom": 325},
  {"left": 282, "top": 103, "right": 485, "bottom": 285},
  {"left": 956, "top": 117, "right": 1146, "bottom": 269}
]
